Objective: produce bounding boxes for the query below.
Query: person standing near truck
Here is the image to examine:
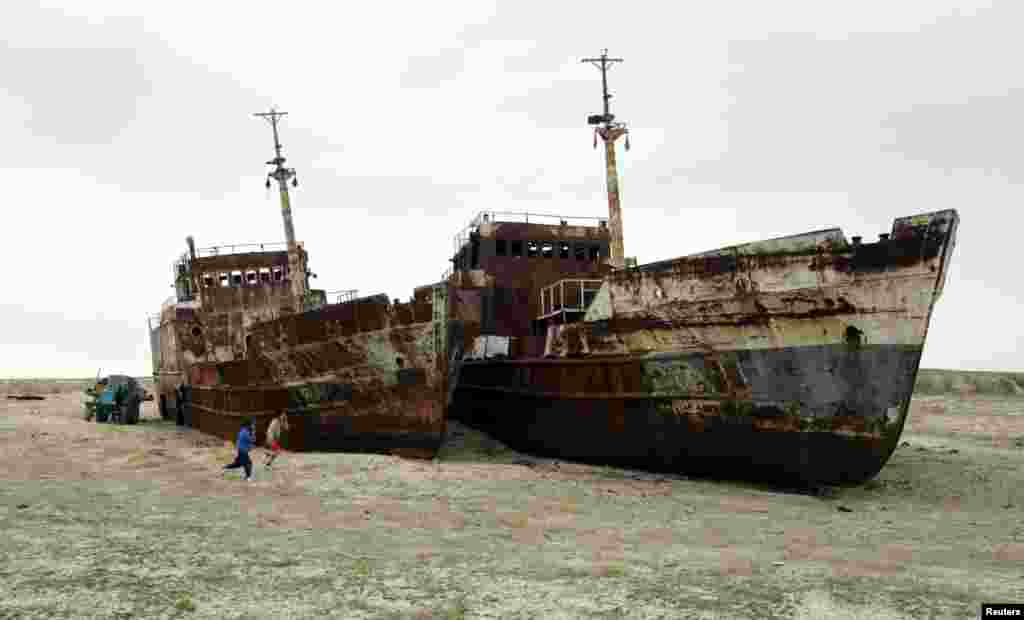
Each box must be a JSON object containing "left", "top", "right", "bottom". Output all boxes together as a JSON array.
[
  {"left": 112, "top": 382, "right": 126, "bottom": 423},
  {"left": 175, "top": 383, "right": 187, "bottom": 426},
  {"left": 223, "top": 419, "right": 254, "bottom": 481}
]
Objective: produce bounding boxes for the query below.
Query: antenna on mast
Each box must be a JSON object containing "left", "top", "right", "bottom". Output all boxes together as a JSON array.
[
  {"left": 253, "top": 106, "right": 299, "bottom": 248},
  {"left": 581, "top": 49, "right": 629, "bottom": 269}
]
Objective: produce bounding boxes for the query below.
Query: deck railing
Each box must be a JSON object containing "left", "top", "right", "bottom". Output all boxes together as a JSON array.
[
  {"left": 194, "top": 242, "right": 288, "bottom": 258},
  {"left": 452, "top": 211, "right": 607, "bottom": 256},
  {"left": 168, "top": 242, "right": 289, "bottom": 286},
  {"left": 325, "top": 289, "right": 360, "bottom": 304},
  {"left": 538, "top": 279, "right": 603, "bottom": 320}
]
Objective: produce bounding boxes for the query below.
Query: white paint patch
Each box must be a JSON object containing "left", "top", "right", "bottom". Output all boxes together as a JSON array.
[
  {"left": 469, "top": 335, "right": 509, "bottom": 359},
  {"left": 886, "top": 406, "right": 901, "bottom": 425}
]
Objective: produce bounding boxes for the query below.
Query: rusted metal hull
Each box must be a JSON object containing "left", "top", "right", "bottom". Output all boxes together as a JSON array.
[
  {"left": 189, "top": 381, "right": 444, "bottom": 458},
  {"left": 179, "top": 286, "right": 451, "bottom": 459},
  {"left": 449, "top": 210, "right": 959, "bottom": 484},
  {"left": 452, "top": 344, "right": 920, "bottom": 484}
]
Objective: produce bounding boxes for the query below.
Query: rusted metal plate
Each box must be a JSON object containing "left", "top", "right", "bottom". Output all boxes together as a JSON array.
[
  {"left": 190, "top": 381, "right": 445, "bottom": 456},
  {"left": 173, "top": 275, "right": 449, "bottom": 457}
]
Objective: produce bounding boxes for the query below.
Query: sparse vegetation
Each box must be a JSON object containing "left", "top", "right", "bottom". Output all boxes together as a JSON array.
[
  {"left": 351, "top": 558, "right": 372, "bottom": 577},
  {"left": 0, "top": 388, "right": 1020, "bottom": 618},
  {"left": 173, "top": 594, "right": 196, "bottom": 613},
  {"left": 914, "top": 369, "right": 1024, "bottom": 396},
  {"left": 444, "top": 598, "right": 468, "bottom": 620}
]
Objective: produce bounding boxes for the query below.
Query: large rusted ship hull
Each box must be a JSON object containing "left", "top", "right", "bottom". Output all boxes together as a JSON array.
[
  {"left": 450, "top": 210, "right": 958, "bottom": 485},
  {"left": 453, "top": 345, "right": 919, "bottom": 484}
]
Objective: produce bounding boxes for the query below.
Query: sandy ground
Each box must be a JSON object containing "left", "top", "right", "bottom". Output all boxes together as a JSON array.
[{"left": 0, "top": 392, "right": 1022, "bottom": 619}]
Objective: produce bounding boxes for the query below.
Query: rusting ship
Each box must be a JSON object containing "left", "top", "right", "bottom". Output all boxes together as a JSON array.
[
  {"left": 148, "top": 109, "right": 450, "bottom": 457},
  {"left": 444, "top": 51, "right": 959, "bottom": 485}
]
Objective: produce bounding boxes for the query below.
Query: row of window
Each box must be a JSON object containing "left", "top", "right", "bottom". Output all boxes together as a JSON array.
[
  {"left": 494, "top": 240, "right": 603, "bottom": 260},
  {"left": 201, "top": 267, "right": 286, "bottom": 288}
]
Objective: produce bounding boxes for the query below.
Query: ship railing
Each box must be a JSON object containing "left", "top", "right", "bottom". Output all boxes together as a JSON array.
[
  {"left": 323, "top": 290, "right": 390, "bottom": 305},
  {"left": 452, "top": 211, "right": 607, "bottom": 255},
  {"left": 194, "top": 242, "right": 288, "bottom": 258},
  {"left": 325, "top": 289, "right": 360, "bottom": 304},
  {"left": 537, "top": 279, "right": 603, "bottom": 321}
]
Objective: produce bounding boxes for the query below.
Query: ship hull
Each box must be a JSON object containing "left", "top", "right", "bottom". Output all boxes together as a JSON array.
[
  {"left": 190, "top": 381, "right": 444, "bottom": 459},
  {"left": 449, "top": 209, "right": 958, "bottom": 484},
  {"left": 452, "top": 343, "right": 919, "bottom": 485},
  {"left": 181, "top": 286, "right": 451, "bottom": 459}
]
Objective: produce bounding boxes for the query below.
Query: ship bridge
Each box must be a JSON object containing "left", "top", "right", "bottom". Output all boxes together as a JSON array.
[
  {"left": 154, "top": 237, "right": 322, "bottom": 376},
  {"left": 447, "top": 211, "right": 612, "bottom": 277},
  {"left": 445, "top": 211, "right": 615, "bottom": 356},
  {"left": 185, "top": 242, "right": 290, "bottom": 293}
]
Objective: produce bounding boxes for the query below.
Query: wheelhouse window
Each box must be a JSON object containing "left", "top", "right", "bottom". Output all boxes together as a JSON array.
[
  {"left": 231, "top": 271, "right": 243, "bottom": 286},
  {"left": 511, "top": 240, "right": 523, "bottom": 257},
  {"left": 496, "top": 239, "right": 507, "bottom": 256},
  {"left": 203, "top": 274, "right": 215, "bottom": 287},
  {"left": 589, "top": 245, "right": 600, "bottom": 261},
  {"left": 245, "top": 270, "right": 258, "bottom": 285},
  {"left": 527, "top": 241, "right": 539, "bottom": 258},
  {"left": 272, "top": 266, "right": 284, "bottom": 281},
  {"left": 259, "top": 268, "right": 271, "bottom": 283},
  {"left": 574, "top": 244, "right": 586, "bottom": 261},
  {"left": 559, "top": 242, "right": 570, "bottom": 259},
  {"left": 541, "top": 242, "right": 554, "bottom": 259},
  {"left": 219, "top": 273, "right": 229, "bottom": 287}
]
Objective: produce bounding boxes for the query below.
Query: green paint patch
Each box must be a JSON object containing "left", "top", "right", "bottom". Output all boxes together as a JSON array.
[
  {"left": 721, "top": 400, "right": 754, "bottom": 417},
  {"left": 643, "top": 358, "right": 716, "bottom": 395}
]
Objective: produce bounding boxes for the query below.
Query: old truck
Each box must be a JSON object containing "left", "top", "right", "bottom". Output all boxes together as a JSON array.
[{"left": 83, "top": 375, "right": 143, "bottom": 424}]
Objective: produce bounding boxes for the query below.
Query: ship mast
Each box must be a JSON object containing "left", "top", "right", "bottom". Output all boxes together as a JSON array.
[
  {"left": 582, "top": 49, "right": 629, "bottom": 269},
  {"left": 253, "top": 107, "right": 300, "bottom": 248}
]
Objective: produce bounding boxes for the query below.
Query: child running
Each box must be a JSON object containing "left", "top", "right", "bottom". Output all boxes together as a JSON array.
[
  {"left": 263, "top": 411, "right": 289, "bottom": 469},
  {"left": 223, "top": 418, "right": 255, "bottom": 481}
]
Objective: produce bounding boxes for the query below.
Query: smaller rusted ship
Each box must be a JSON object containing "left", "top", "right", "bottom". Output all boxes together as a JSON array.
[
  {"left": 148, "top": 109, "right": 450, "bottom": 457},
  {"left": 443, "top": 51, "right": 960, "bottom": 485}
]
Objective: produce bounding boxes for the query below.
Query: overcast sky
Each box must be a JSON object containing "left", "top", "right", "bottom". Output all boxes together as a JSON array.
[{"left": 1, "top": 0, "right": 1016, "bottom": 377}]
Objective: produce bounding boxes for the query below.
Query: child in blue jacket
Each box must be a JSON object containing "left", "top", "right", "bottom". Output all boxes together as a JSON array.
[{"left": 223, "top": 419, "right": 255, "bottom": 481}]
